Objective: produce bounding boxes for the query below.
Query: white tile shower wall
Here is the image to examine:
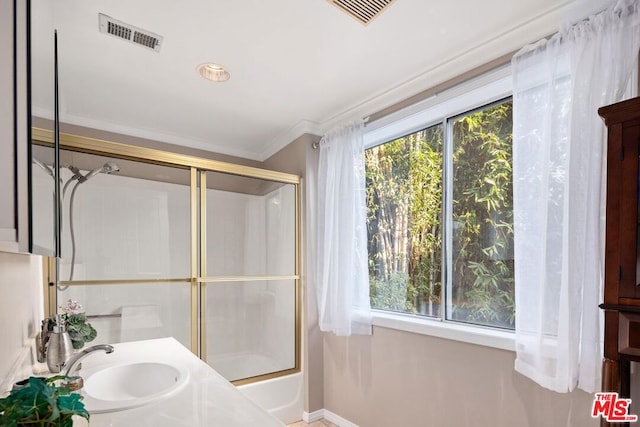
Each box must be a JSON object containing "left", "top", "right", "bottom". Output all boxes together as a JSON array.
[
  {"left": 206, "top": 185, "right": 296, "bottom": 379},
  {"left": 207, "top": 189, "right": 260, "bottom": 276},
  {"left": 61, "top": 172, "right": 191, "bottom": 279},
  {"left": 265, "top": 186, "right": 296, "bottom": 369},
  {"left": 42, "top": 168, "right": 296, "bottom": 380},
  {"left": 205, "top": 189, "right": 270, "bottom": 370},
  {"left": 0, "top": 251, "right": 44, "bottom": 392},
  {"left": 54, "top": 171, "right": 192, "bottom": 348}
]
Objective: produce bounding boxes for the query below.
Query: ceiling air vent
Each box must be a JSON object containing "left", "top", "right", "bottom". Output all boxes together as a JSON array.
[
  {"left": 327, "top": 0, "right": 396, "bottom": 25},
  {"left": 99, "top": 13, "right": 163, "bottom": 52}
]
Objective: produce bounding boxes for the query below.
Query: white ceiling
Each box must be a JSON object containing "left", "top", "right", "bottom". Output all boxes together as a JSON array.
[{"left": 31, "top": 0, "right": 584, "bottom": 161}]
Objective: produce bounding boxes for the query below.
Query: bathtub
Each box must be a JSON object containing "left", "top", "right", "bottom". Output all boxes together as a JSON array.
[{"left": 236, "top": 368, "right": 303, "bottom": 425}]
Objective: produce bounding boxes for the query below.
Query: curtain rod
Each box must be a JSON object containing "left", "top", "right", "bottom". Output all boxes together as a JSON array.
[{"left": 311, "top": 116, "right": 370, "bottom": 149}]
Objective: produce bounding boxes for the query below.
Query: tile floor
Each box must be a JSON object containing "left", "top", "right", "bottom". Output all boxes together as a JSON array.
[{"left": 287, "top": 421, "right": 338, "bottom": 427}]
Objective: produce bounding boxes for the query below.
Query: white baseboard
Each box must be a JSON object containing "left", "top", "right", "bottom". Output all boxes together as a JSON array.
[
  {"left": 301, "top": 409, "right": 359, "bottom": 427},
  {"left": 324, "top": 410, "right": 359, "bottom": 427},
  {"left": 303, "top": 409, "right": 325, "bottom": 423}
]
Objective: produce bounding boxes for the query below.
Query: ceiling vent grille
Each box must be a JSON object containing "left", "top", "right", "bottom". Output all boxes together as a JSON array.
[
  {"left": 99, "top": 13, "right": 163, "bottom": 52},
  {"left": 327, "top": 0, "right": 396, "bottom": 25}
]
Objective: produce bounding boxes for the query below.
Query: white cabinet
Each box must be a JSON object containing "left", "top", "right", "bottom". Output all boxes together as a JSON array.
[
  {"left": 0, "top": 0, "right": 30, "bottom": 254},
  {"left": 0, "top": 0, "right": 15, "bottom": 248}
]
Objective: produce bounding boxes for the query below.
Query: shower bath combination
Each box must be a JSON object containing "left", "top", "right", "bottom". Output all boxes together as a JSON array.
[
  {"left": 33, "top": 160, "right": 121, "bottom": 284},
  {"left": 32, "top": 142, "right": 301, "bottom": 420}
]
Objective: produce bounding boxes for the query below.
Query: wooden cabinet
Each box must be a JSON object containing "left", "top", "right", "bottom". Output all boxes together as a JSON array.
[{"left": 599, "top": 96, "right": 640, "bottom": 399}]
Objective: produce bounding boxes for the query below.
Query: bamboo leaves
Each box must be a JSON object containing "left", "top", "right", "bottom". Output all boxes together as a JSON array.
[{"left": 365, "top": 100, "right": 515, "bottom": 327}]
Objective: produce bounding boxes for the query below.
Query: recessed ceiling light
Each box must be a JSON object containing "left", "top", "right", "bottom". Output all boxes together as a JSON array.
[{"left": 197, "top": 63, "right": 230, "bottom": 82}]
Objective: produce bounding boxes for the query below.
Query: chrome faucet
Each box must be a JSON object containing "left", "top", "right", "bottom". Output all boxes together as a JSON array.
[{"left": 62, "top": 344, "right": 115, "bottom": 376}]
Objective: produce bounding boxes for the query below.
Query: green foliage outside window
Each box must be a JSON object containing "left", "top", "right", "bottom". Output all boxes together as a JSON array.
[
  {"left": 366, "top": 125, "right": 443, "bottom": 317},
  {"left": 451, "top": 101, "right": 514, "bottom": 328},
  {"left": 365, "top": 100, "right": 515, "bottom": 329}
]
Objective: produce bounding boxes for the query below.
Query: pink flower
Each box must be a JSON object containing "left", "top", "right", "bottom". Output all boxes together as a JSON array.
[{"left": 60, "top": 299, "right": 84, "bottom": 315}]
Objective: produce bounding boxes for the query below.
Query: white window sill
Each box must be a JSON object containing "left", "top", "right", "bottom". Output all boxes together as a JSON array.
[{"left": 371, "top": 310, "right": 515, "bottom": 352}]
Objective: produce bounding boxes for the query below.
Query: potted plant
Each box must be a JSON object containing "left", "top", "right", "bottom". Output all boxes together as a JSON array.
[
  {"left": 56, "top": 300, "right": 97, "bottom": 350},
  {"left": 0, "top": 376, "right": 89, "bottom": 426}
]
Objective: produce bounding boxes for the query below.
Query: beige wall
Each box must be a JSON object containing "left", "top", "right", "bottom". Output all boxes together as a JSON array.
[
  {"left": 263, "top": 133, "right": 310, "bottom": 176},
  {"left": 0, "top": 251, "right": 44, "bottom": 390},
  {"left": 264, "top": 133, "right": 325, "bottom": 414},
  {"left": 302, "top": 141, "right": 324, "bottom": 414},
  {"left": 323, "top": 327, "right": 596, "bottom": 427}
]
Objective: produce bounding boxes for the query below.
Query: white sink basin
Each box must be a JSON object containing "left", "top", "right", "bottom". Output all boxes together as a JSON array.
[{"left": 82, "top": 362, "right": 189, "bottom": 413}]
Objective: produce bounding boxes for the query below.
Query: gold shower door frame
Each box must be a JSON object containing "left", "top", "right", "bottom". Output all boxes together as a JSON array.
[{"left": 36, "top": 128, "right": 301, "bottom": 385}]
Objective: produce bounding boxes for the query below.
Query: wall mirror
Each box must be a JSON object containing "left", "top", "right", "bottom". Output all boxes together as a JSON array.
[{"left": 30, "top": 0, "right": 57, "bottom": 256}]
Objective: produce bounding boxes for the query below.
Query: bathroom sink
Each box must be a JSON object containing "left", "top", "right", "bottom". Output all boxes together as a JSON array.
[{"left": 82, "top": 362, "right": 189, "bottom": 413}]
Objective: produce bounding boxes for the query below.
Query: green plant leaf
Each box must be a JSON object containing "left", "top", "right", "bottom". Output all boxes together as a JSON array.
[
  {"left": 0, "top": 376, "right": 89, "bottom": 426},
  {"left": 58, "top": 394, "right": 89, "bottom": 420}
]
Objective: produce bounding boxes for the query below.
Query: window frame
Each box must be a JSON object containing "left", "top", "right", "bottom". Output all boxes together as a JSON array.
[{"left": 364, "top": 65, "right": 516, "bottom": 350}]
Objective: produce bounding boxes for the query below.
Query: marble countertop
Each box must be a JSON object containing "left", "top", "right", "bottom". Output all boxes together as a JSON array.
[{"left": 73, "top": 338, "right": 285, "bottom": 427}]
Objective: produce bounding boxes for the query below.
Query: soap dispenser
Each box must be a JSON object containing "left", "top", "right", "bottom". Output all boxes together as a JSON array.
[{"left": 46, "top": 315, "right": 74, "bottom": 373}]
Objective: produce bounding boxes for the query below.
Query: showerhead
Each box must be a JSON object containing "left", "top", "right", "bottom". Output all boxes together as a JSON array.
[
  {"left": 102, "top": 162, "right": 120, "bottom": 174},
  {"left": 81, "top": 162, "right": 120, "bottom": 182}
]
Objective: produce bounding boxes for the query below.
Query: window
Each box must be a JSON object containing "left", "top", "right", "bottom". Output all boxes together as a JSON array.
[
  {"left": 366, "top": 124, "right": 444, "bottom": 317},
  {"left": 365, "top": 93, "right": 514, "bottom": 330}
]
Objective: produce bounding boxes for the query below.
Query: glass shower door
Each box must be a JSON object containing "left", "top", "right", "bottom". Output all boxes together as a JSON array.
[
  {"left": 56, "top": 149, "right": 192, "bottom": 349},
  {"left": 202, "top": 171, "right": 298, "bottom": 382},
  {"left": 48, "top": 138, "right": 301, "bottom": 385}
]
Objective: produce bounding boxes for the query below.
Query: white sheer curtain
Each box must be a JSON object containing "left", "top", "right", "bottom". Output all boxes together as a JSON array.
[
  {"left": 312, "top": 121, "right": 372, "bottom": 336},
  {"left": 512, "top": 0, "right": 640, "bottom": 393}
]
